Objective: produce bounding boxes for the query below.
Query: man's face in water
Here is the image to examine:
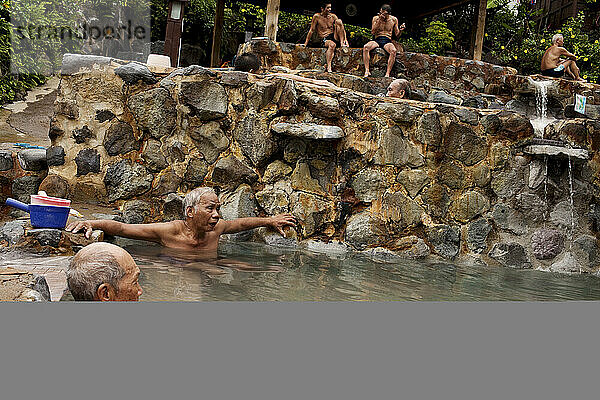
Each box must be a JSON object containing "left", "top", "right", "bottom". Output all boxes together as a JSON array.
[{"left": 321, "top": 4, "right": 331, "bottom": 15}]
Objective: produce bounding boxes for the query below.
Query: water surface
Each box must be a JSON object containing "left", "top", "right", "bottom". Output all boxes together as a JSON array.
[{"left": 125, "top": 242, "right": 600, "bottom": 302}]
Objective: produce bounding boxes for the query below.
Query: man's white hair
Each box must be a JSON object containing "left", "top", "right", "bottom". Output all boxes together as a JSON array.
[
  {"left": 182, "top": 187, "right": 217, "bottom": 216},
  {"left": 67, "top": 247, "right": 125, "bottom": 301},
  {"left": 552, "top": 34, "right": 563, "bottom": 44}
]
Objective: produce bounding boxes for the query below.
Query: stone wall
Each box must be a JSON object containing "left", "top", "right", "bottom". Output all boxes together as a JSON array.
[
  {"left": 45, "top": 54, "right": 600, "bottom": 274},
  {"left": 239, "top": 40, "right": 600, "bottom": 115}
]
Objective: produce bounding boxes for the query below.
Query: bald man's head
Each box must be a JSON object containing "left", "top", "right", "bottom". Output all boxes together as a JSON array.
[
  {"left": 386, "top": 78, "right": 410, "bottom": 99},
  {"left": 67, "top": 242, "right": 142, "bottom": 301}
]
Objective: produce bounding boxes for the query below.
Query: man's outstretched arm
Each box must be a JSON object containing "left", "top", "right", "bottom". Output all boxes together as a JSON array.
[
  {"left": 66, "top": 219, "right": 167, "bottom": 242},
  {"left": 221, "top": 214, "right": 296, "bottom": 236}
]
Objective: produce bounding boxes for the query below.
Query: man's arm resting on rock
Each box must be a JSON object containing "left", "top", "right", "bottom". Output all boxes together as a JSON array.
[
  {"left": 221, "top": 214, "right": 296, "bottom": 236},
  {"left": 66, "top": 219, "right": 165, "bottom": 243}
]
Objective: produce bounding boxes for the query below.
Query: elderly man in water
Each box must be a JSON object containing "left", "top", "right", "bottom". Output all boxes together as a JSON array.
[
  {"left": 66, "top": 187, "right": 296, "bottom": 255},
  {"left": 66, "top": 242, "right": 143, "bottom": 301},
  {"left": 386, "top": 78, "right": 410, "bottom": 99}
]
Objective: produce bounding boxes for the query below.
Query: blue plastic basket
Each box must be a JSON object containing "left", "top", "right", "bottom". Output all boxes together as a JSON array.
[{"left": 5, "top": 198, "right": 70, "bottom": 229}]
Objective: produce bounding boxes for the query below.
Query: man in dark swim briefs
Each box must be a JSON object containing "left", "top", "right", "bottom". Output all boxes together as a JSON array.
[
  {"left": 363, "top": 4, "right": 405, "bottom": 78},
  {"left": 303, "top": 2, "right": 349, "bottom": 73},
  {"left": 540, "top": 33, "right": 585, "bottom": 81}
]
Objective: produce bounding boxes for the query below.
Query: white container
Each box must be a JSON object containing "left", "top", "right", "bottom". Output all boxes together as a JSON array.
[{"left": 147, "top": 54, "right": 171, "bottom": 67}]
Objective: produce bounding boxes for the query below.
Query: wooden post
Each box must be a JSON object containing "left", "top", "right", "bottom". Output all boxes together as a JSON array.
[
  {"left": 473, "top": 0, "right": 487, "bottom": 61},
  {"left": 211, "top": 0, "right": 225, "bottom": 67},
  {"left": 264, "top": 0, "right": 280, "bottom": 41}
]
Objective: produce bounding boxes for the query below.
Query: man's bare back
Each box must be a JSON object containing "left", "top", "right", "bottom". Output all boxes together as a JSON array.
[{"left": 541, "top": 45, "right": 569, "bottom": 70}]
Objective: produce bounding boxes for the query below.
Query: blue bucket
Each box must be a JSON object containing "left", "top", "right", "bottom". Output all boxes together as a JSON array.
[{"left": 5, "top": 198, "right": 70, "bottom": 229}]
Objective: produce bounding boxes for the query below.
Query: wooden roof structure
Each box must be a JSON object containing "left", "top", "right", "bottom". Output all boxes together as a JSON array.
[{"left": 211, "top": 0, "right": 487, "bottom": 66}]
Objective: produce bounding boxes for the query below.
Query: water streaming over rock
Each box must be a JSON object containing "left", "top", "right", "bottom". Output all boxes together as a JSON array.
[{"left": 528, "top": 78, "right": 555, "bottom": 137}]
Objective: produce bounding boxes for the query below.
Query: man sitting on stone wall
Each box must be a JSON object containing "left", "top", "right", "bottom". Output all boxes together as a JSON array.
[
  {"left": 541, "top": 33, "right": 585, "bottom": 81},
  {"left": 302, "top": 2, "right": 349, "bottom": 73},
  {"left": 363, "top": 4, "right": 405, "bottom": 78},
  {"left": 66, "top": 242, "right": 143, "bottom": 301},
  {"left": 66, "top": 187, "right": 296, "bottom": 257}
]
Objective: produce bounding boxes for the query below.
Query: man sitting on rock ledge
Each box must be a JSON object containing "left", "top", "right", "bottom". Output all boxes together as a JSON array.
[
  {"left": 541, "top": 33, "right": 585, "bottom": 81},
  {"left": 66, "top": 187, "right": 296, "bottom": 256},
  {"left": 363, "top": 4, "right": 405, "bottom": 78},
  {"left": 303, "top": 2, "right": 349, "bottom": 73}
]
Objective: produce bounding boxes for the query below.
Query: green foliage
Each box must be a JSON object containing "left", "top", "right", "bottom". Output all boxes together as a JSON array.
[
  {"left": 151, "top": 0, "right": 371, "bottom": 65},
  {"left": 418, "top": 20, "right": 454, "bottom": 55},
  {"left": 485, "top": 4, "right": 600, "bottom": 83}
]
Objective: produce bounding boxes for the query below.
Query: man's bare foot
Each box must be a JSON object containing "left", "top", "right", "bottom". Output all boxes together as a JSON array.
[
  {"left": 364, "top": 71, "right": 371, "bottom": 78},
  {"left": 342, "top": 41, "right": 349, "bottom": 48},
  {"left": 327, "top": 67, "right": 333, "bottom": 73},
  {"left": 385, "top": 74, "right": 390, "bottom": 78}
]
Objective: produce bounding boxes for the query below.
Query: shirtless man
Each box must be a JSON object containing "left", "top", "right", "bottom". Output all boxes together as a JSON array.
[
  {"left": 363, "top": 4, "right": 405, "bottom": 78},
  {"left": 303, "top": 2, "right": 349, "bottom": 73},
  {"left": 541, "top": 33, "right": 584, "bottom": 81},
  {"left": 66, "top": 187, "right": 296, "bottom": 258}
]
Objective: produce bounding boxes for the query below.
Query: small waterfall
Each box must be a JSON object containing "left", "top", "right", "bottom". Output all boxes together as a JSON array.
[
  {"left": 568, "top": 155, "right": 575, "bottom": 249},
  {"left": 543, "top": 155, "right": 549, "bottom": 227},
  {"left": 528, "top": 78, "right": 555, "bottom": 138}
]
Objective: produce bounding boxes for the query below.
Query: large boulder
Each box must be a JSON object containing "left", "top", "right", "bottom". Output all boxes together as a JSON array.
[
  {"left": 104, "top": 160, "right": 153, "bottom": 201},
  {"left": 211, "top": 156, "right": 258, "bottom": 188},
  {"left": 300, "top": 93, "right": 340, "bottom": 120},
  {"left": 290, "top": 191, "right": 331, "bottom": 237},
  {"left": 18, "top": 149, "right": 47, "bottom": 171},
  {"left": 122, "top": 200, "right": 152, "bottom": 224},
  {"left": 11, "top": 176, "right": 43, "bottom": 203},
  {"left": 290, "top": 162, "right": 326, "bottom": 196},
  {"left": 272, "top": 122, "right": 344, "bottom": 140},
  {"left": 426, "top": 224, "right": 460, "bottom": 259},
  {"left": 380, "top": 191, "right": 424, "bottom": 230},
  {"left": 449, "top": 190, "right": 490, "bottom": 223},
  {"left": 443, "top": 122, "right": 487, "bottom": 166},
  {"left": 489, "top": 242, "right": 532, "bottom": 269},
  {"left": 128, "top": 88, "right": 176, "bottom": 138},
  {"left": 220, "top": 185, "right": 258, "bottom": 241},
  {"left": 180, "top": 81, "right": 228, "bottom": 120},
  {"left": 75, "top": 148, "right": 101, "bottom": 176},
  {"left": 396, "top": 169, "right": 430, "bottom": 198},
  {"left": 141, "top": 139, "right": 168, "bottom": 172},
  {"left": 103, "top": 121, "right": 139, "bottom": 156},
  {"left": 530, "top": 228, "right": 564, "bottom": 260},
  {"left": 114, "top": 62, "right": 157, "bottom": 85},
  {"left": 344, "top": 209, "right": 387, "bottom": 250},
  {"left": 376, "top": 102, "right": 423, "bottom": 123},
  {"left": 233, "top": 114, "right": 276, "bottom": 167},
  {"left": 414, "top": 111, "right": 442, "bottom": 148},
  {"left": 466, "top": 218, "right": 492, "bottom": 254},
  {"left": 373, "top": 126, "right": 424, "bottom": 167},
  {"left": 189, "top": 121, "right": 229, "bottom": 164},
  {"left": 351, "top": 169, "right": 384, "bottom": 203}
]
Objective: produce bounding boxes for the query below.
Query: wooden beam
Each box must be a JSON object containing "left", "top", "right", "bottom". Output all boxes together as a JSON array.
[
  {"left": 473, "top": 0, "right": 486, "bottom": 61},
  {"left": 211, "top": 0, "right": 225, "bottom": 67},
  {"left": 264, "top": 0, "right": 280, "bottom": 41}
]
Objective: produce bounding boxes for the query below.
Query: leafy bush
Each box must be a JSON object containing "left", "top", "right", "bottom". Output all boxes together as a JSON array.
[{"left": 419, "top": 20, "right": 454, "bottom": 55}]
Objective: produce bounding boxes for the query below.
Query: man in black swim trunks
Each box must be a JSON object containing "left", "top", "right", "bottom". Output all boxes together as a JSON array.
[
  {"left": 303, "top": 2, "right": 349, "bottom": 73},
  {"left": 363, "top": 4, "right": 404, "bottom": 78}
]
